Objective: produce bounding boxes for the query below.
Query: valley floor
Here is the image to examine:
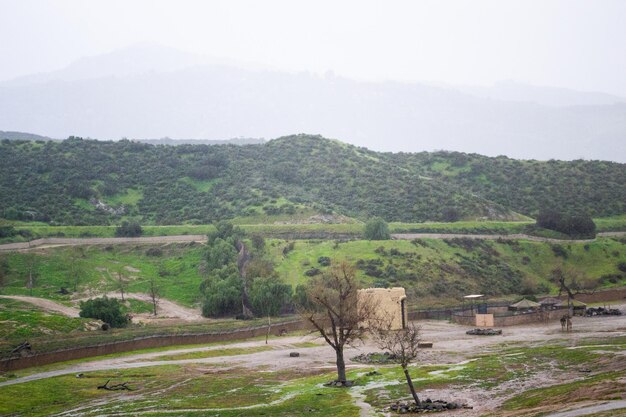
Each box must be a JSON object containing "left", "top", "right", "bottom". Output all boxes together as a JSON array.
[{"left": 1, "top": 304, "right": 625, "bottom": 416}]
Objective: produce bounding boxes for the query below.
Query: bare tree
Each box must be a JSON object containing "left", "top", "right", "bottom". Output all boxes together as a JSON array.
[
  {"left": 374, "top": 322, "right": 422, "bottom": 406},
  {"left": 551, "top": 267, "right": 598, "bottom": 313},
  {"left": 67, "top": 247, "right": 85, "bottom": 292},
  {"left": 148, "top": 277, "right": 160, "bottom": 316},
  {"left": 116, "top": 269, "right": 128, "bottom": 301},
  {"left": 298, "top": 261, "right": 377, "bottom": 384},
  {"left": 24, "top": 253, "right": 39, "bottom": 296},
  {"left": 0, "top": 257, "right": 9, "bottom": 289}
]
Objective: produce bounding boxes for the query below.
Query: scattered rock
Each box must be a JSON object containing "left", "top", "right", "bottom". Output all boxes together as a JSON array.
[
  {"left": 388, "top": 399, "right": 472, "bottom": 413},
  {"left": 352, "top": 351, "right": 398, "bottom": 364},
  {"left": 466, "top": 328, "right": 502, "bottom": 336}
]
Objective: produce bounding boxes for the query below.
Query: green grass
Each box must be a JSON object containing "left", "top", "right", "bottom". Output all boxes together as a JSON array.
[
  {"left": 0, "top": 298, "right": 89, "bottom": 340},
  {"left": 0, "top": 243, "right": 207, "bottom": 306},
  {"left": 3, "top": 215, "right": 624, "bottom": 243},
  {"left": 1, "top": 334, "right": 625, "bottom": 416},
  {"left": 72, "top": 198, "right": 96, "bottom": 212},
  {"left": 180, "top": 177, "right": 216, "bottom": 193},
  {"left": 503, "top": 371, "right": 626, "bottom": 411},
  {"left": 270, "top": 237, "right": 626, "bottom": 303},
  {"left": 596, "top": 214, "right": 626, "bottom": 232},
  {"left": 0, "top": 365, "right": 359, "bottom": 417},
  {"left": 105, "top": 187, "right": 143, "bottom": 206}
]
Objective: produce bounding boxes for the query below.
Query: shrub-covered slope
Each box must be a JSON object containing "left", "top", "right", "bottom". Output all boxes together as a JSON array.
[{"left": 0, "top": 135, "right": 624, "bottom": 225}]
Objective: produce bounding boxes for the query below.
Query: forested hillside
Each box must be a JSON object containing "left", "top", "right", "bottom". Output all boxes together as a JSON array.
[{"left": 0, "top": 135, "right": 624, "bottom": 225}]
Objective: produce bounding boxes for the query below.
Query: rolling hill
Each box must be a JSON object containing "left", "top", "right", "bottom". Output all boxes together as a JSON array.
[{"left": 0, "top": 135, "right": 624, "bottom": 226}]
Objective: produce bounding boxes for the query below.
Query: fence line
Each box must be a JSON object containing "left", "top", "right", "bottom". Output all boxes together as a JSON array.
[{"left": 0, "top": 320, "right": 307, "bottom": 372}]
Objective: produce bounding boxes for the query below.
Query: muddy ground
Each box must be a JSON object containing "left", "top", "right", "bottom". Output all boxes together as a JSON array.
[{"left": 2, "top": 302, "right": 625, "bottom": 416}]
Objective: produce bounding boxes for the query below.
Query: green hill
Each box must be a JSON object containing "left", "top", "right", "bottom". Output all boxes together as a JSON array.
[
  {"left": 0, "top": 135, "right": 624, "bottom": 225},
  {"left": 1, "top": 237, "right": 624, "bottom": 308}
]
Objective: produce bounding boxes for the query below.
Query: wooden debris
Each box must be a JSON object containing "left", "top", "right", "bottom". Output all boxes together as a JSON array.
[{"left": 97, "top": 380, "right": 133, "bottom": 391}]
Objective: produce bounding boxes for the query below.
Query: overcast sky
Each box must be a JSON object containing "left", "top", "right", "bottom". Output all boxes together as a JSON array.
[{"left": 1, "top": 0, "right": 626, "bottom": 95}]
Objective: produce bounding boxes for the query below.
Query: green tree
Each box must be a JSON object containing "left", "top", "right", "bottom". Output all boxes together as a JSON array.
[
  {"left": 364, "top": 217, "right": 390, "bottom": 240},
  {"left": 79, "top": 297, "right": 128, "bottom": 328},
  {"left": 206, "top": 238, "right": 237, "bottom": 271},
  {"left": 200, "top": 265, "right": 242, "bottom": 317},
  {"left": 250, "top": 275, "right": 292, "bottom": 343},
  {"left": 208, "top": 221, "right": 243, "bottom": 245}
]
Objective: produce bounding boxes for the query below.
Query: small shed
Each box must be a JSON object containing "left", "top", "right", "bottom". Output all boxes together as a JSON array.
[
  {"left": 509, "top": 299, "right": 541, "bottom": 311},
  {"left": 539, "top": 297, "right": 561, "bottom": 309}
]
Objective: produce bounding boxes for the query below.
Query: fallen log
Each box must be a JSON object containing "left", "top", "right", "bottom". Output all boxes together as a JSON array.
[{"left": 97, "top": 380, "right": 133, "bottom": 391}]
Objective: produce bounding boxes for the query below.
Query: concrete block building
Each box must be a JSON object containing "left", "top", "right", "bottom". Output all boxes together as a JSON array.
[{"left": 358, "top": 287, "right": 407, "bottom": 330}]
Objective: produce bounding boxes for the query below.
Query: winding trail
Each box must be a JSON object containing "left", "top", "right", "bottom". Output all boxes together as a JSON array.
[{"left": 391, "top": 232, "right": 625, "bottom": 243}]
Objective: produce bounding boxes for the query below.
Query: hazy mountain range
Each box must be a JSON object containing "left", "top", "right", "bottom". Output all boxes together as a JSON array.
[{"left": 1, "top": 44, "right": 625, "bottom": 162}]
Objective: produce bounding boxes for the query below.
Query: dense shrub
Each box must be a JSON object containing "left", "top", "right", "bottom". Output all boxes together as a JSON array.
[
  {"left": 115, "top": 221, "right": 143, "bottom": 237},
  {"left": 79, "top": 297, "right": 128, "bottom": 328},
  {"left": 536, "top": 210, "right": 596, "bottom": 238},
  {"left": 304, "top": 268, "right": 321, "bottom": 277},
  {"left": 146, "top": 247, "right": 163, "bottom": 257},
  {"left": 364, "top": 217, "right": 390, "bottom": 240},
  {"left": 317, "top": 256, "right": 331, "bottom": 266}
]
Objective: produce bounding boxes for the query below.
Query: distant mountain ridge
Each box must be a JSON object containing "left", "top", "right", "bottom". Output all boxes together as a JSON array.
[
  {"left": 0, "top": 131, "right": 264, "bottom": 146},
  {"left": 0, "top": 131, "right": 54, "bottom": 141},
  {"left": 0, "top": 135, "right": 623, "bottom": 226},
  {"left": 1, "top": 45, "right": 625, "bottom": 162},
  {"left": 136, "top": 137, "right": 265, "bottom": 146}
]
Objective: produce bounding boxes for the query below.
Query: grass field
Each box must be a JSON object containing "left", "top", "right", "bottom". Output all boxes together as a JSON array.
[
  {"left": 0, "top": 298, "right": 90, "bottom": 340},
  {"left": 1, "top": 334, "right": 624, "bottom": 416},
  {"left": 0, "top": 243, "right": 207, "bottom": 306},
  {"left": 1, "top": 236, "right": 624, "bottom": 312},
  {"left": 270, "top": 237, "right": 626, "bottom": 305}
]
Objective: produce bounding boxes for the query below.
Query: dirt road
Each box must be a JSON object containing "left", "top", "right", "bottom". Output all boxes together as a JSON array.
[
  {"left": 0, "top": 235, "right": 206, "bottom": 252},
  {"left": 1, "top": 293, "right": 203, "bottom": 321},
  {"left": 392, "top": 231, "right": 625, "bottom": 243},
  {"left": 1, "top": 232, "right": 623, "bottom": 252},
  {"left": 96, "top": 292, "right": 203, "bottom": 321},
  {"left": 0, "top": 295, "right": 80, "bottom": 317}
]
